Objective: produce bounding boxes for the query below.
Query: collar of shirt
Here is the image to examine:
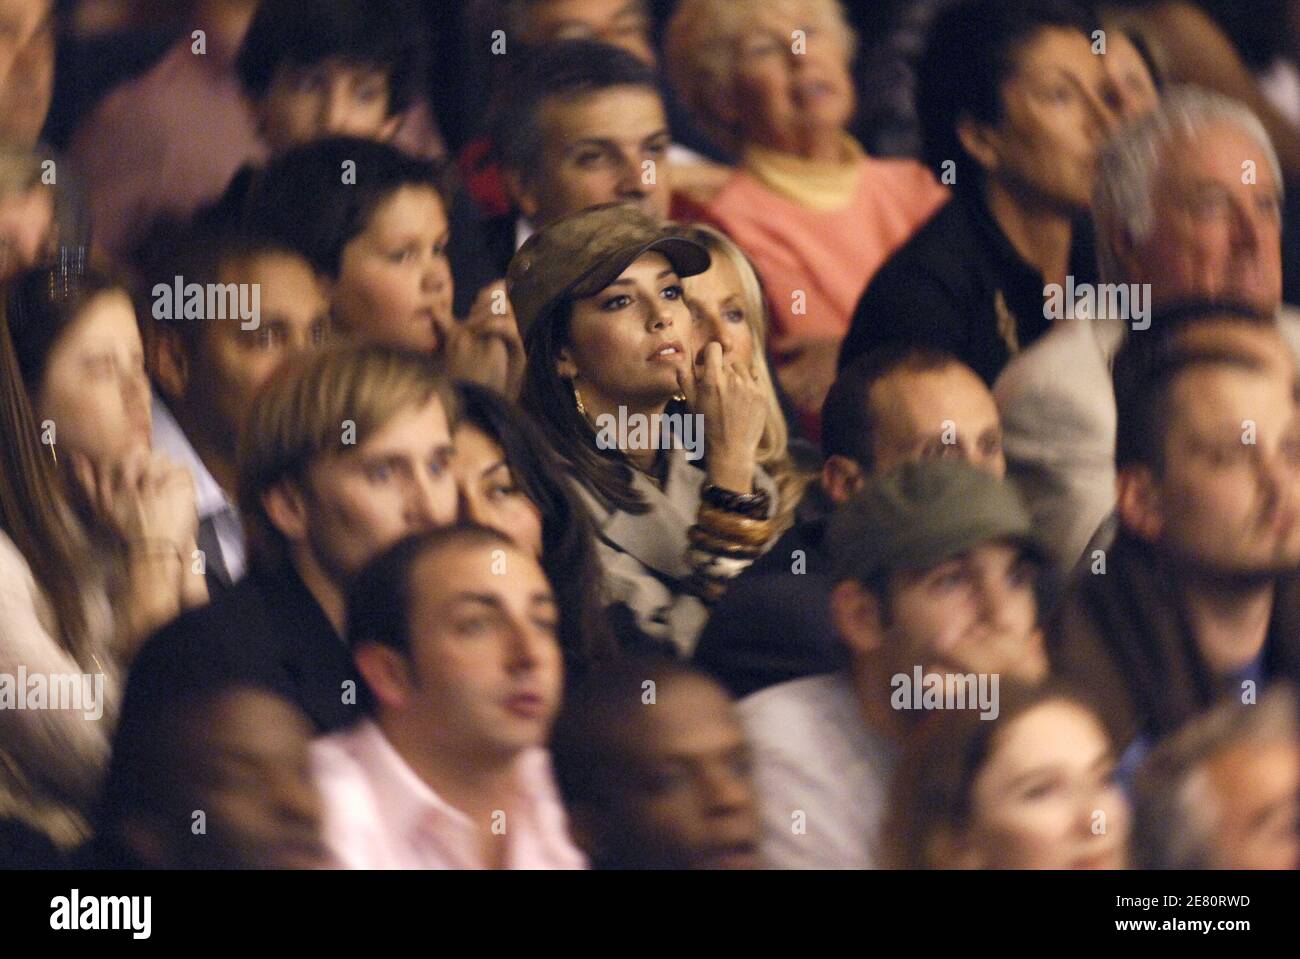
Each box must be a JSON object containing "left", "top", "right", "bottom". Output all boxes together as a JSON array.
[
  {"left": 515, "top": 216, "right": 535, "bottom": 252},
  {"left": 151, "top": 392, "right": 232, "bottom": 522},
  {"left": 319, "top": 719, "right": 584, "bottom": 869}
]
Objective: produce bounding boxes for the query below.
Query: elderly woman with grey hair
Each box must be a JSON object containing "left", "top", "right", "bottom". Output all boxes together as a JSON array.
[{"left": 665, "top": 0, "right": 948, "bottom": 434}]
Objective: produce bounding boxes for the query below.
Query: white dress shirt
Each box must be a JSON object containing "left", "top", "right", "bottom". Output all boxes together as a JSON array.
[{"left": 150, "top": 393, "right": 246, "bottom": 584}]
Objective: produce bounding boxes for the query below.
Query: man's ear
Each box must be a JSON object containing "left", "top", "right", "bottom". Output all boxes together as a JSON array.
[
  {"left": 149, "top": 323, "right": 191, "bottom": 404},
  {"left": 261, "top": 478, "right": 310, "bottom": 546},
  {"left": 1115, "top": 464, "right": 1164, "bottom": 542},
  {"left": 509, "top": 169, "right": 542, "bottom": 222},
  {"left": 829, "top": 579, "right": 886, "bottom": 659},
  {"left": 556, "top": 347, "right": 579, "bottom": 381},
  {"left": 353, "top": 643, "right": 415, "bottom": 713},
  {"left": 821, "top": 454, "right": 865, "bottom": 505},
  {"left": 955, "top": 115, "right": 1001, "bottom": 174}
]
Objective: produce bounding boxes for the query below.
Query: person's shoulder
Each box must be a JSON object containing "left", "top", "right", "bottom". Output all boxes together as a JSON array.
[
  {"left": 0, "top": 529, "right": 32, "bottom": 578},
  {"left": 738, "top": 672, "right": 850, "bottom": 736}
]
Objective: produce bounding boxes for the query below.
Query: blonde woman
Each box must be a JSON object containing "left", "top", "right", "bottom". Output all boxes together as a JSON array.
[{"left": 677, "top": 223, "right": 810, "bottom": 536}]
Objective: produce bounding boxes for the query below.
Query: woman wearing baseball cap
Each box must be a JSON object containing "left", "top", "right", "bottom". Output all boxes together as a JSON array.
[{"left": 511, "top": 202, "right": 779, "bottom": 656}]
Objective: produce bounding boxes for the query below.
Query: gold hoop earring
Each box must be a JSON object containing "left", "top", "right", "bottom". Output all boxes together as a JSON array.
[{"left": 672, "top": 391, "right": 686, "bottom": 402}]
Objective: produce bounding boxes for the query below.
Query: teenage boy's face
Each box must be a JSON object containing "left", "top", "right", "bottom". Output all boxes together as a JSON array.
[
  {"left": 255, "top": 58, "right": 401, "bottom": 154},
  {"left": 296, "top": 395, "right": 457, "bottom": 583},
  {"left": 516, "top": 86, "right": 672, "bottom": 228},
  {"left": 884, "top": 543, "right": 1046, "bottom": 683},
  {"left": 402, "top": 541, "right": 563, "bottom": 760},
  {"left": 335, "top": 186, "right": 453, "bottom": 353},
  {"left": 190, "top": 252, "right": 332, "bottom": 457},
  {"left": 587, "top": 675, "right": 761, "bottom": 870},
  {"left": 0, "top": 0, "right": 54, "bottom": 148}
]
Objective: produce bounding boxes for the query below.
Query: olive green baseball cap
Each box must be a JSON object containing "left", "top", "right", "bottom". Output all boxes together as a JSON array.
[
  {"left": 827, "top": 459, "right": 1044, "bottom": 584},
  {"left": 506, "top": 202, "right": 711, "bottom": 341}
]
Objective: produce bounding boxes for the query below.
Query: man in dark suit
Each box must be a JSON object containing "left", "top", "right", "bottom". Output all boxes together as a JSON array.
[{"left": 124, "top": 344, "right": 459, "bottom": 732}]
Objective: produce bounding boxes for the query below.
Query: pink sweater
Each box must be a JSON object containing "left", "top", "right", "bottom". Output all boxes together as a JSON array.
[{"left": 699, "top": 158, "right": 948, "bottom": 356}]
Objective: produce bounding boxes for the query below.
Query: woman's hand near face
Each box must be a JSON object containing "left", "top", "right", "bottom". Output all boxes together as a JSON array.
[
  {"left": 445, "top": 280, "right": 526, "bottom": 399},
  {"left": 70, "top": 447, "right": 207, "bottom": 658},
  {"left": 70, "top": 448, "right": 199, "bottom": 552},
  {"left": 680, "top": 341, "right": 766, "bottom": 493}
]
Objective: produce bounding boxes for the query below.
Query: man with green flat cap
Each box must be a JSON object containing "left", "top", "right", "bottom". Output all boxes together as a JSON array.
[{"left": 738, "top": 459, "right": 1049, "bottom": 869}]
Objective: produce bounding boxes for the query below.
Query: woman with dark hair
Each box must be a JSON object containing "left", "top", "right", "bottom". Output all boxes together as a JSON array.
[
  {"left": 512, "top": 203, "right": 776, "bottom": 657},
  {"left": 0, "top": 260, "right": 204, "bottom": 853},
  {"left": 838, "top": 0, "right": 1120, "bottom": 385},
  {"left": 884, "top": 682, "right": 1131, "bottom": 869},
  {"left": 451, "top": 382, "right": 619, "bottom": 671}
]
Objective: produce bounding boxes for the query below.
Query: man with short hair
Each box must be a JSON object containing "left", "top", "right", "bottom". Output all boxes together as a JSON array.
[
  {"left": 1051, "top": 304, "right": 1300, "bottom": 764},
  {"left": 695, "top": 344, "right": 1004, "bottom": 697},
  {"left": 1133, "top": 688, "right": 1300, "bottom": 870},
  {"left": 740, "top": 460, "right": 1048, "bottom": 869},
  {"left": 996, "top": 87, "right": 1300, "bottom": 572},
  {"left": 551, "top": 656, "right": 762, "bottom": 869},
  {"left": 122, "top": 345, "right": 458, "bottom": 732},
  {"left": 145, "top": 228, "right": 334, "bottom": 593},
  {"left": 314, "top": 525, "right": 584, "bottom": 869},
  {"left": 485, "top": 39, "right": 674, "bottom": 273}
]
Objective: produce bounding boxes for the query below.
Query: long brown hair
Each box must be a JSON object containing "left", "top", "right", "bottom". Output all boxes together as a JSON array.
[
  {"left": 520, "top": 295, "right": 660, "bottom": 515},
  {"left": 0, "top": 272, "right": 103, "bottom": 662}
]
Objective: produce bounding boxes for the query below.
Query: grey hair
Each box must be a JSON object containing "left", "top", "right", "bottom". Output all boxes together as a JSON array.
[
  {"left": 1093, "top": 86, "right": 1283, "bottom": 283},
  {"left": 1131, "top": 685, "right": 1298, "bottom": 870}
]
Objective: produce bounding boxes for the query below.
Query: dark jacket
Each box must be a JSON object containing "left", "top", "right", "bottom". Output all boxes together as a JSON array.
[
  {"left": 1049, "top": 530, "right": 1300, "bottom": 749},
  {"left": 693, "top": 486, "right": 845, "bottom": 697},
  {"left": 122, "top": 562, "right": 362, "bottom": 734},
  {"left": 838, "top": 191, "right": 1097, "bottom": 385}
]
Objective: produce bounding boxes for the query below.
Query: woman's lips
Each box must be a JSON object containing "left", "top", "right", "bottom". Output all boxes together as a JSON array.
[{"left": 649, "top": 341, "right": 684, "bottom": 362}]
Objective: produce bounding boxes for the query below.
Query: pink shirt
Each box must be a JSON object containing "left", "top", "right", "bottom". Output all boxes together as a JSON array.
[
  {"left": 312, "top": 719, "right": 587, "bottom": 870},
  {"left": 68, "top": 37, "right": 267, "bottom": 259}
]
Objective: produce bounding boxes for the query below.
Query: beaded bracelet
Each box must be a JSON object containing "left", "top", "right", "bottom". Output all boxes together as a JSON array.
[
  {"left": 687, "top": 525, "right": 766, "bottom": 559},
  {"left": 696, "top": 505, "right": 773, "bottom": 547},
  {"left": 700, "top": 482, "right": 770, "bottom": 519}
]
